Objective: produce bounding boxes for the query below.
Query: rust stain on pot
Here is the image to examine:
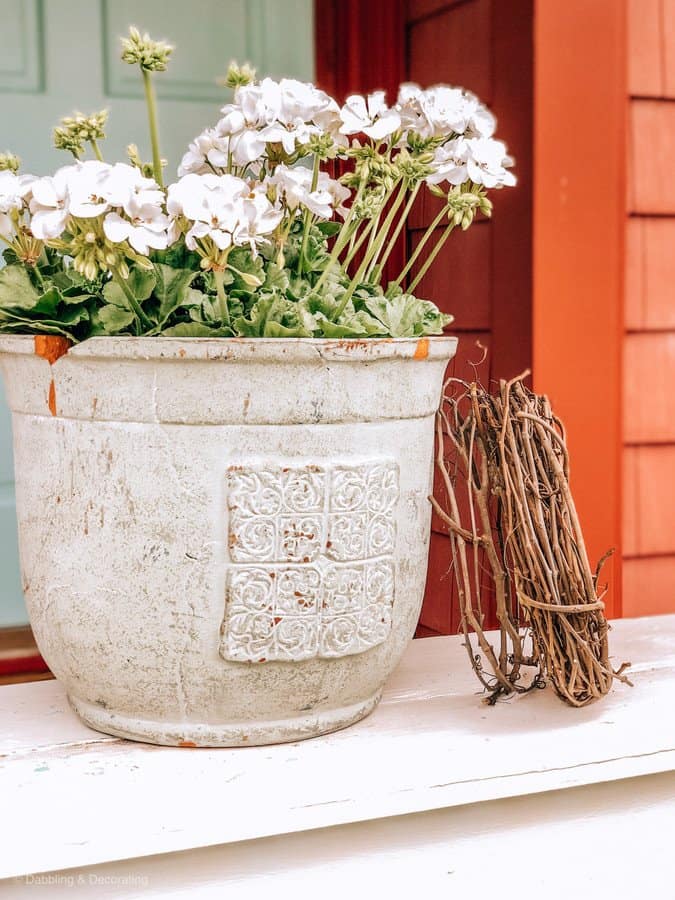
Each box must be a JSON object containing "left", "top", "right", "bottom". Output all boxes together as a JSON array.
[
  {"left": 178, "top": 740, "right": 197, "bottom": 748},
  {"left": 47, "top": 381, "right": 57, "bottom": 416},
  {"left": 413, "top": 338, "right": 429, "bottom": 360},
  {"left": 34, "top": 335, "right": 71, "bottom": 365},
  {"left": 34, "top": 336, "right": 71, "bottom": 417}
]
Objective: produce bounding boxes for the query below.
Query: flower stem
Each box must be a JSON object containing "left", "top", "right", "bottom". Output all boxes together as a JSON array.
[
  {"left": 112, "top": 267, "right": 153, "bottom": 334},
  {"left": 32, "top": 264, "right": 46, "bottom": 291},
  {"left": 370, "top": 181, "right": 421, "bottom": 284},
  {"left": 393, "top": 204, "right": 448, "bottom": 289},
  {"left": 296, "top": 154, "right": 321, "bottom": 276},
  {"left": 312, "top": 175, "right": 367, "bottom": 294},
  {"left": 90, "top": 139, "right": 104, "bottom": 162},
  {"left": 408, "top": 221, "right": 456, "bottom": 294},
  {"left": 213, "top": 268, "right": 231, "bottom": 327},
  {"left": 364, "top": 180, "right": 409, "bottom": 282},
  {"left": 142, "top": 68, "right": 164, "bottom": 187},
  {"left": 332, "top": 181, "right": 407, "bottom": 321},
  {"left": 342, "top": 217, "right": 378, "bottom": 272}
]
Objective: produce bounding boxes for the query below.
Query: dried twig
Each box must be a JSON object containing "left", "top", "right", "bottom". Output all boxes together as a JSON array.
[{"left": 433, "top": 374, "right": 632, "bottom": 707}]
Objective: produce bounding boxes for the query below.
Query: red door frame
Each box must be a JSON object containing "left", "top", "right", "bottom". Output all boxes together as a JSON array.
[
  {"left": 316, "top": 0, "right": 626, "bottom": 619},
  {"left": 532, "top": 0, "right": 626, "bottom": 617}
]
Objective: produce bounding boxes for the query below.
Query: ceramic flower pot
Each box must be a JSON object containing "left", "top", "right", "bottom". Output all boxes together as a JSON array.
[{"left": 0, "top": 334, "right": 456, "bottom": 746}]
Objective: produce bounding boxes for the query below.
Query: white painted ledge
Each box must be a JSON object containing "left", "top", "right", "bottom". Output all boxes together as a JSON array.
[{"left": 0, "top": 615, "right": 674, "bottom": 890}]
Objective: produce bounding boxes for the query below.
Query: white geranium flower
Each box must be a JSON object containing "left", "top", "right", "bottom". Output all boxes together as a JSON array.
[
  {"left": 419, "top": 86, "right": 473, "bottom": 136},
  {"left": 217, "top": 105, "right": 247, "bottom": 135},
  {"left": 0, "top": 171, "right": 32, "bottom": 239},
  {"left": 30, "top": 161, "right": 165, "bottom": 242},
  {"left": 426, "top": 138, "right": 470, "bottom": 186},
  {"left": 167, "top": 173, "right": 281, "bottom": 255},
  {"left": 465, "top": 94, "right": 496, "bottom": 139},
  {"left": 397, "top": 83, "right": 495, "bottom": 141},
  {"left": 278, "top": 78, "right": 337, "bottom": 122},
  {"left": 236, "top": 77, "right": 283, "bottom": 126},
  {"left": 29, "top": 165, "right": 78, "bottom": 239},
  {"left": 167, "top": 172, "right": 248, "bottom": 221},
  {"left": 178, "top": 130, "right": 217, "bottom": 177},
  {"left": 465, "top": 138, "right": 516, "bottom": 188},
  {"left": 267, "top": 165, "right": 350, "bottom": 219},
  {"left": 101, "top": 164, "right": 164, "bottom": 215},
  {"left": 102, "top": 179, "right": 169, "bottom": 255},
  {"left": 226, "top": 129, "right": 267, "bottom": 167},
  {"left": 239, "top": 190, "right": 284, "bottom": 253},
  {"left": 103, "top": 209, "right": 170, "bottom": 254},
  {"left": 339, "top": 92, "right": 401, "bottom": 140},
  {"left": 62, "top": 160, "right": 114, "bottom": 219},
  {"left": 259, "top": 119, "right": 321, "bottom": 155}
]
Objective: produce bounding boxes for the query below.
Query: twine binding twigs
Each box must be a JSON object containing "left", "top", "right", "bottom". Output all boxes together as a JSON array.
[{"left": 431, "top": 372, "right": 632, "bottom": 708}]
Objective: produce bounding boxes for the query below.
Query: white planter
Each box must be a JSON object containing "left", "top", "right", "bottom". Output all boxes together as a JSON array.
[{"left": 0, "top": 335, "right": 456, "bottom": 746}]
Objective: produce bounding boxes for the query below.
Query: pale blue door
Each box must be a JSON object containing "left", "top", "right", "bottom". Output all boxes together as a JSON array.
[{"left": 0, "top": 0, "right": 314, "bottom": 625}]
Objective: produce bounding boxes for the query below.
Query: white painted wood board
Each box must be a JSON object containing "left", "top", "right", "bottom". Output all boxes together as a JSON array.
[{"left": 0, "top": 615, "right": 673, "bottom": 880}]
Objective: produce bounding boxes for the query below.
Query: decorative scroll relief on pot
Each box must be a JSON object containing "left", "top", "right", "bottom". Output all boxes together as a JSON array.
[{"left": 219, "top": 460, "right": 399, "bottom": 663}]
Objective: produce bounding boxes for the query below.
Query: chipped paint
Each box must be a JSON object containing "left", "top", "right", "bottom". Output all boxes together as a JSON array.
[
  {"left": 413, "top": 338, "right": 430, "bottom": 360},
  {"left": 34, "top": 336, "right": 71, "bottom": 417},
  {"left": 0, "top": 335, "right": 457, "bottom": 747},
  {"left": 34, "top": 335, "right": 71, "bottom": 365}
]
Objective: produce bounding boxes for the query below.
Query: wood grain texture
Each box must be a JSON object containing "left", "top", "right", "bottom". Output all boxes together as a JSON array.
[
  {"left": 407, "top": 0, "right": 492, "bottom": 101},
  {"left": 407, "top": 0, "right": 533, "bottom": 632},
  {"left": 625, "top": 218, "right": 675, "bottom": 330},
  {"left": 629, "top": 100, "right": 675, "bottom": 213},
  {"left": 534, "top": 0, "right": 625, "bottom": 616},
  {"left": 628, "top": 0, "right": 663, "bottom": 96},
  {"left": 624, "top": 332, "right": 675, "bottom": 442},
  {"left": 0, "top": 615, "right": 667, "bottom": 882},
  {"left": 624, "top": 556, "right": 675, "bottom": 614},
  {"left": 408, "top": 223, "right": 491, "bottom": 328},
  {"left": 623, "top": 445, "right": 675, "bottom": 556}
]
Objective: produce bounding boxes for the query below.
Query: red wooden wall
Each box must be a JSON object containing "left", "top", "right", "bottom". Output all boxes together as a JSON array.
[
  {"left": 623, "top": 0, "right": 675, "bottom": 614},
  {"left": 316, "top": 0, "right": 534, "bottom": 635},
  {"left": 405, "top": 0, "right": 533, "bottom": 634}
]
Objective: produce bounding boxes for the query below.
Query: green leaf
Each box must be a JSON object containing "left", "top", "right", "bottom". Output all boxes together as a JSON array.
[
  {"left": 316, "top": 311, "right": 384, "bottom": 338},
  {"left": 0, "top": 319, "right": 77, "bottom": 339},
  {"left": 103, "top": 267, "right": 156, "bottom": 309},
  {"left": 152, "top": 242, "right": 201, "bottom": 271},
  {"left": 182, "top": 287, "right": 207, "bottom": 308},
  {"left": 0, "top": 265, "right": 40, "bottom": 311},
  {"left": 91, "top": 305, "right": 135, "bottom": 335},
  {"left": 152, "top": 263, "right": 196, "bottom": 323},
  {"left": 362, "top": 293, "right": 452, "bottom": 337},
  {"left": 264, "top": 320, "right": 312, "bottom": 337},
  {"left": 32, "top": 288, "right": 63, "bottom": 317},
  {"left": 262, "top": 262, "right": 289, "bottom": 293},
  {"left": 226, "top": 248, "right": 265, "bottom": 294},
  {"left": 234, "top": 293, "right": 311, "bottom": 338},
  {"left": 316, "top": 221, "right": 341, "bottom": 237}
]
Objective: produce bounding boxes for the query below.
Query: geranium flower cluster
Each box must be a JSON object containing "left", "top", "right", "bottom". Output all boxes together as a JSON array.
[{"left": 0, "top": 26, "right": 515, "bottom": 343}]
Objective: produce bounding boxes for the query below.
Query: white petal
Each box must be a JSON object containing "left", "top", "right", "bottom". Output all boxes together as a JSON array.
[
  {"left": 0, "top": 212, "right": 14, "bottom": 239},
  {"left": 30, "top": 207, "right": 69, "bottom": 240},
  {"left": 103, "top": 212, "right": 131, "bottom": 244},
  {"left": 211, "top": 228, "right": 232, "bottom": 250}
]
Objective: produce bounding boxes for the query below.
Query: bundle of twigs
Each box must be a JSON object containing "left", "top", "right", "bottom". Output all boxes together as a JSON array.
[{"left": 431, "top": 373, "right": 632, "bottom": 707}]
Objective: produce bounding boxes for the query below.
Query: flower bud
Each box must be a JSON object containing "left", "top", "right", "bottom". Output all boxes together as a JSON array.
[
  {"left": 84, "top": 260, "right": 98, "bottom": 282},
  {"left": 221, "top": 61, "right": 256, "bottom": 90},
  {"left": 0, "top": 152, "right": 20, "bottom": 173},
  {"left": 121, "top": 26, "right": 173, "bottom": 72}
]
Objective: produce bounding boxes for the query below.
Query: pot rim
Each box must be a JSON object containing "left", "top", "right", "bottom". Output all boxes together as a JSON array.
[{"left": 0, "top": 334, "right": 458, "bottom": 363}]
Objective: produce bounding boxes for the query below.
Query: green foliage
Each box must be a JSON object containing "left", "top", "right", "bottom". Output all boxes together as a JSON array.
[{"left": 0, "top": 225, "right": 452, "bottom": 342}]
